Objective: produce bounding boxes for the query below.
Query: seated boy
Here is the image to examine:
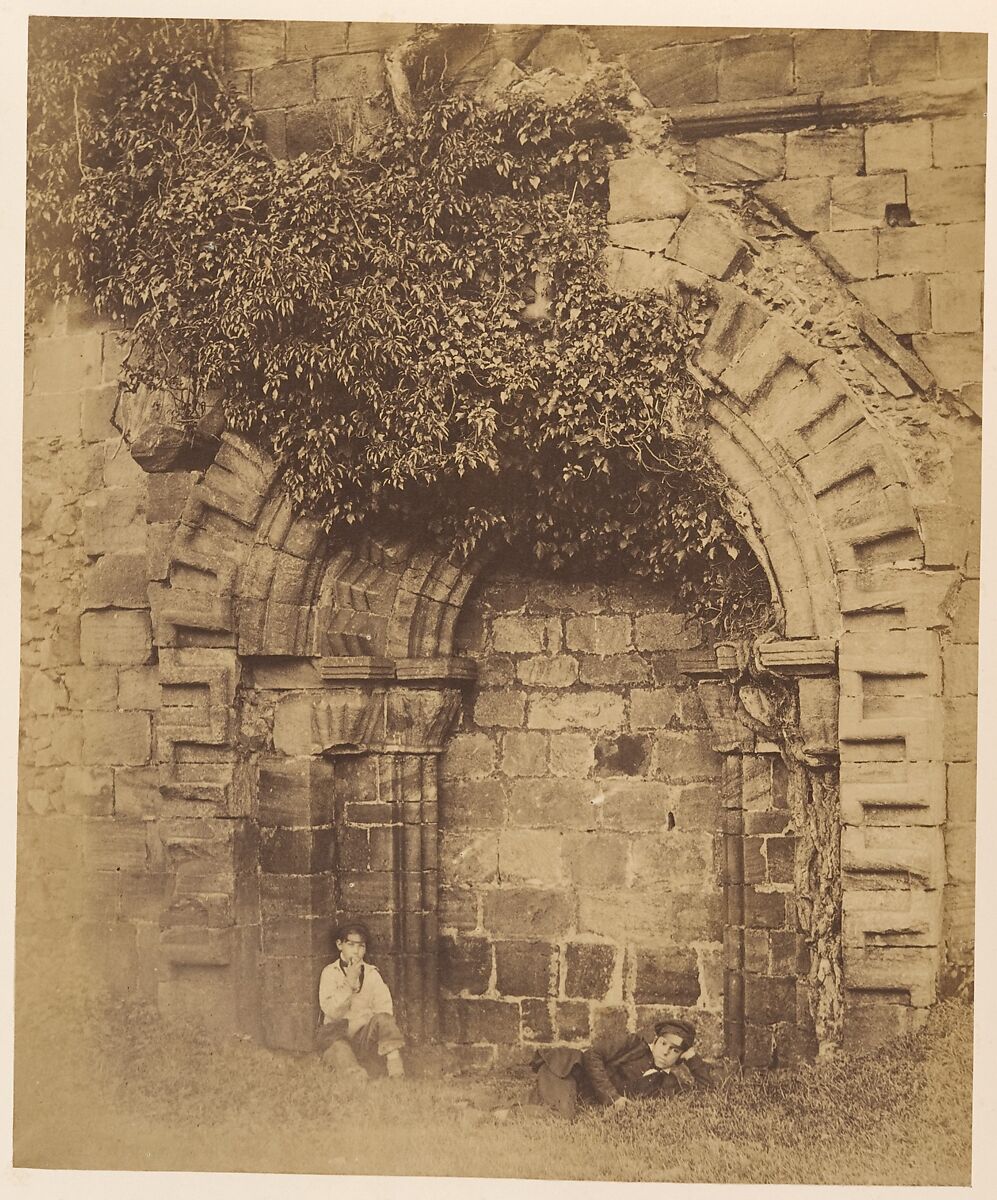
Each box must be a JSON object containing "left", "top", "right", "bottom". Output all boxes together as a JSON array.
[{"left": 316, "top": 921, "right": 405, "bottom": 1085}]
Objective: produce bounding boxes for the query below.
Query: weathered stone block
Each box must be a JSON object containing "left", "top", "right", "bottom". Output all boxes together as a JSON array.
[
  {"left": 811, "top": 231, "right": 877, "bottom": 281},
  {"left": 630, "top": 831, "right": 714, "bottom": 890},
  {"left": 81, "top": 385, "right": 119, "bottom": 442},
  {"left": 483, "top": 888, "right": 574, "bottom": 937},
  {"left": 113, "top": 765, "right": 160, "bottom": 818},
  {"left": 83, "top": 552, "right": 150, "bottom": 609},
  {"left": 347, "top": 22, "right": 416, "bottom": 53},
  {"left": 497, "top": 829, "right": 562, "bottom": 885},
  {"left": 943, "top": 697, "right": 977, "bottom": 763},
  {"left": 786, "top": 129, "right": 863, "bottom": 178},
  {"left": 455, "top": 997, "right": 520, "bottom": 1045},
  {"left": 907, "top": 167, "right": 985, "bottom": 225},
  {"left": 146, "top": 471, "right": 195, "bottom": 523},
  {"left": 877, "top": 225, "right": 946, "bottom": 275},
  {"left": 116, "top": 666, "right": 159, "bottom": 711},
  {"left": 850, "top": 274, "right": 930, "bottom": 335},
  {"left": 439, "top": 780, "right": 505, "bottom": 828},
  {"left": 629, "top": 690, "right": 678, "bottom": 730},
  {"left": 224, "top": 20, "right": 285, "bottom": 70},
  {"left": 744, "top": 974, "right": 796, "bottom": 1025},
  {"left": 842, "top": 824, "right": 946, "bottom": 889},
  {"left": 831, "top": 175, "right": 905, "bottom": 230},
  {"left": 947, "top": 761, "right": 977, "bottom": 825},
  {"left": 744, "top": 888, "right": 789, "bottom": 929},
  {"left": 82, "top": 489, "right": 147, "bottom": 556},
  {"left": 929, "top": 273, "right": 982, "bottom": 334},
  {"left": 474, "top": 690, "right": 527, "bottom": 729},
  {"left": 634, "top": 947, "right": 700, "bottom": 1005},
  {"left": 80, "top": 610, "right": 152, "bottom": 668},
  {"left": 564, "top": 615, "right": 630, "bottom": 656},
  {"left": 31, "top": 332, "right": 102, "bottom": 394},
  {"left": 794, "top": 28, "right": 869, "bottom": 90},
  {"left": 521, "top": 998, "right": 554, "bottom": 1042},
  {"left": 674, "top": 783, "right": 721, "bottom": 830},
  {"left": 316, "top": 51, "right": 385, "bottom": 100},
  {"left": 555, "top": 1000, "right": 591, "bottom": 1042},
  {"left": 608, "top": 219, "right": 679, "bottom": 253},
  {"left": 944, "top": 223, "right": 985, "bottom": 273},
  {"left": 438, "top": 885, "right": 478, "bottom": 931},
  {"left": 252, "top": 59, "right": 314, "bottom": 109},
  {"left": 442, "top": 732, "right": 497, "bottom": 780},
  {"left": 597, "top": 780, "right": 676, "bottom": 832},
  {"left": 667, "top": 206, "right": 748, "bottom": 280},
  {"left": 440, "top": 830, "right": 498, "bottom": 885},
  {"left": 562, "top": 832, "right": 629, "bottom": 888},
  {"left": 564, "top": 942, "right": 616, "bottom": 999},
  {"left": 22, "top": 392, "right": 82, "bottom": 442},
  {"left": 491, "top": 615, "right": 551, "bottom": 653},
  {"left": 634, "top": 612, "right": 700, "bottom": 652},
  {"left": 937, "top": 32, "right": 988, "bottom": 80},
  {"left": 594, "top": 733, "right": 651, "bottom": 777},
  {"left": 718, "top": 34, "right": 793, "bottom": 100},
  {"left": 506, "top": 778, "right": 600, "bottom": 829},
  {"left": 494, "top": 940, "right": 554, "bottom": 997},
  {"left": 608, "top": 156, "right": 693, "bottom": 224},
  {"left": 843, "top": 889, "right": 943, "bottom": 948},
  {"left": 696, "top": 134, "right": 784, "bottom": 182},
  {"left": 61, "top": 765, "right": 114, "bottom": 816},
  {"left": 579, "top": 656, "right": 650, "bottom": 687},
  {"left": 757, "top": 177, "right": 829, "bottom": 233},
  {"left": 912, "top": 333, "right": 983, "bottom": 389},
  {"left": 500, "top": 730, "right": 547, "bottom": 777},
  {"left": 260, "top": 825, "right": 336, "bottom": 875},
  {"left": 864, "top": 121, "right": 932, "bottom": 173},
  {"left": 870, "top": 30, "right": 938, "bottom": 84},
  {"left": 286, "top": 20, "right": 348, "bottom": 60},
  {"left": 652, "top": 732, "right": 721, "bottom": 782},
  {"left": 527, "top": 691, "right": 625, "bottom": 731},
  {"left": 82, "top": 710, "right": 151, "bottom": 766},
  {"left": 630, "top": 41, "right": 719, "bottom": 106},
  {"left": 548, "top": 732, "right": 595, "bottom": 777},
  {"left": 441, "top": 934, "right": 492, "bottom": 995},
  {"left": 516, "top": 654, "right": 578, "bottom": 688}
]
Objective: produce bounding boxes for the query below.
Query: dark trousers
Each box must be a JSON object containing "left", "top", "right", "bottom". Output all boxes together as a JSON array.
[
  {"left": 530, "top": 1063, "right": 583, "bottom": 1119},
  {"left": 317, "top": 1012, "right": 404, "bottom": 1078}
]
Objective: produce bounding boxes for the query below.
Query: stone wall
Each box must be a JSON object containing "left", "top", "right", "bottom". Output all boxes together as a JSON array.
[
  {"left": 438, "top": 571, "right": 725, "bottom": 1067},
  {"left": 18, "top": 21, "right": 982, "bottom": 1060}
]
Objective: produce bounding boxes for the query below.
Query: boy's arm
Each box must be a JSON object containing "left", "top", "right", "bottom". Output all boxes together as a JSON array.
[
  {"left": 318, "top": 964, "right": 351, "bottom": 1021},
  {"left": 582, "top": 1034, "right": 632, "bottom": 1106}
]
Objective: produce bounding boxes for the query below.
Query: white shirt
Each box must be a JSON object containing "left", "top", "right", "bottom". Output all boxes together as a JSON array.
[{"left": 318, "top": 960, "right": 394, "bottom": 1037}]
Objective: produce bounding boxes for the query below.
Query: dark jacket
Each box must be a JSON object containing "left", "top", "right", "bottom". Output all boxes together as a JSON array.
[{"left": 533, "top": 1033, "right": 711, "bottom": 1107}]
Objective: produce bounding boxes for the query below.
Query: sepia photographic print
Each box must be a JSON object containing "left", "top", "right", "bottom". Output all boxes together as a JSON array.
[{"left": 12, "top": 4, "right": 991, "bottom": 1194}]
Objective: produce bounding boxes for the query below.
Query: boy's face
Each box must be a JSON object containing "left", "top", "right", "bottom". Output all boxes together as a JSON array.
[
  {"left": 337, "top": 934, "right": 367, "bottom": 966},
  {"left": 650, "top": 1033, "right": 686, "bottom": 1069}
]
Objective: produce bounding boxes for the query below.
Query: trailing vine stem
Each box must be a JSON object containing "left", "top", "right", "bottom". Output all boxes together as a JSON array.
[
  {"left": 731, "top": 657, "right": 843, "bottom": 1055},
  {"left": 27, "top": 15, "right": 773, "bottom": 636}
]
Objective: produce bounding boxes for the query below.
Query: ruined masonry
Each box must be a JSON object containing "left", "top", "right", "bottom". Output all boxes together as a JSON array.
[{"left": 20, "top": 23, "right": 981, "bottom": 1069}]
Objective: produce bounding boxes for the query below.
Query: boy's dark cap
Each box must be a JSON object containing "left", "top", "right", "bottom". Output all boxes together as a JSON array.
[
  {"left": 654, "top": 1018, "right": 696, "bottom": 1049},
  {"left": 333, "top": 920, "right": 371, "bottom": 945}
]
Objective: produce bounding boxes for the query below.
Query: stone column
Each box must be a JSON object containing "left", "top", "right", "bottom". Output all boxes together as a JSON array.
[
  {"left": 314, "top": 656, "right": 471, "bottom": 1045},
  {"left": 680, "top": 638, "right": 840, "bottom": 1064}
]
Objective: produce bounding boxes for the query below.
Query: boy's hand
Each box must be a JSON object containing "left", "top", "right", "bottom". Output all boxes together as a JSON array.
[
  {"left": 611, "top": 1096, "right": 628, "bottom": 1112},
  {"left": 679, "top": 1048, "right": 697, "bottom": 1061}
]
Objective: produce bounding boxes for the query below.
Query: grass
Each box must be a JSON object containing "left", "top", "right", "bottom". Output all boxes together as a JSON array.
[{"left": 13, "top": 986, "right": 973, "bottom": 1185}]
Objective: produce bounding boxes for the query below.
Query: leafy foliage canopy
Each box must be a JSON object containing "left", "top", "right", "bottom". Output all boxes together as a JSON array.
[{"left": 28, "top": 17, "right": 771, "bottom": 632}]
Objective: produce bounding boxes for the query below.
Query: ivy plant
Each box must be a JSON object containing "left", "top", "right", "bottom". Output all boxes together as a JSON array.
[{"left": 27, "top": 17, "right": 771, "bottom": 634}]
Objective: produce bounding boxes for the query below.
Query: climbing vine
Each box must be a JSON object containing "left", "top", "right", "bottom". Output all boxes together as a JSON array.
[{"left": 28, "top": 17, "right": 772, "bottom": 634}]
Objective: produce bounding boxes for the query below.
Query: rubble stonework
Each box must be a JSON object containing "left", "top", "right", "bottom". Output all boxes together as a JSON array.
[{"left": 19, "top": 23, "right": 980, "bottom": 1062}]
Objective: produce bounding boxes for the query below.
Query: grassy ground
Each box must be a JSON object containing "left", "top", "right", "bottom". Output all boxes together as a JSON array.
[{"left": 14, "top": 988, "right": 973, "bottom": 1185}]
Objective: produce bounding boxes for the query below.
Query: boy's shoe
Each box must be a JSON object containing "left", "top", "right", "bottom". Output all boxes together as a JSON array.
[{"left": 385, "top": 1049, "right": 405, "bottom": 1079}]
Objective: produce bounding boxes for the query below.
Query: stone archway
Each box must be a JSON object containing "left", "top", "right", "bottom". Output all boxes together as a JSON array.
[{"left": 146, "top": 116, "right": 948, "bottom": 1058}]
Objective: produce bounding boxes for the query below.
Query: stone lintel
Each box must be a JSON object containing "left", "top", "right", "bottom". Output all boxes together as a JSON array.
[
  {"left": 662, "top": 78, "right": 985, "bottom": 141},
  {"left": 756, "top": 639, "right": 837, "bottom": 676},
  {"left": 318, "top": 654, "right": 477, "bottom": 686},
  {"left": 318, "top": 655, "right": 396, "bottom": 682}
]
